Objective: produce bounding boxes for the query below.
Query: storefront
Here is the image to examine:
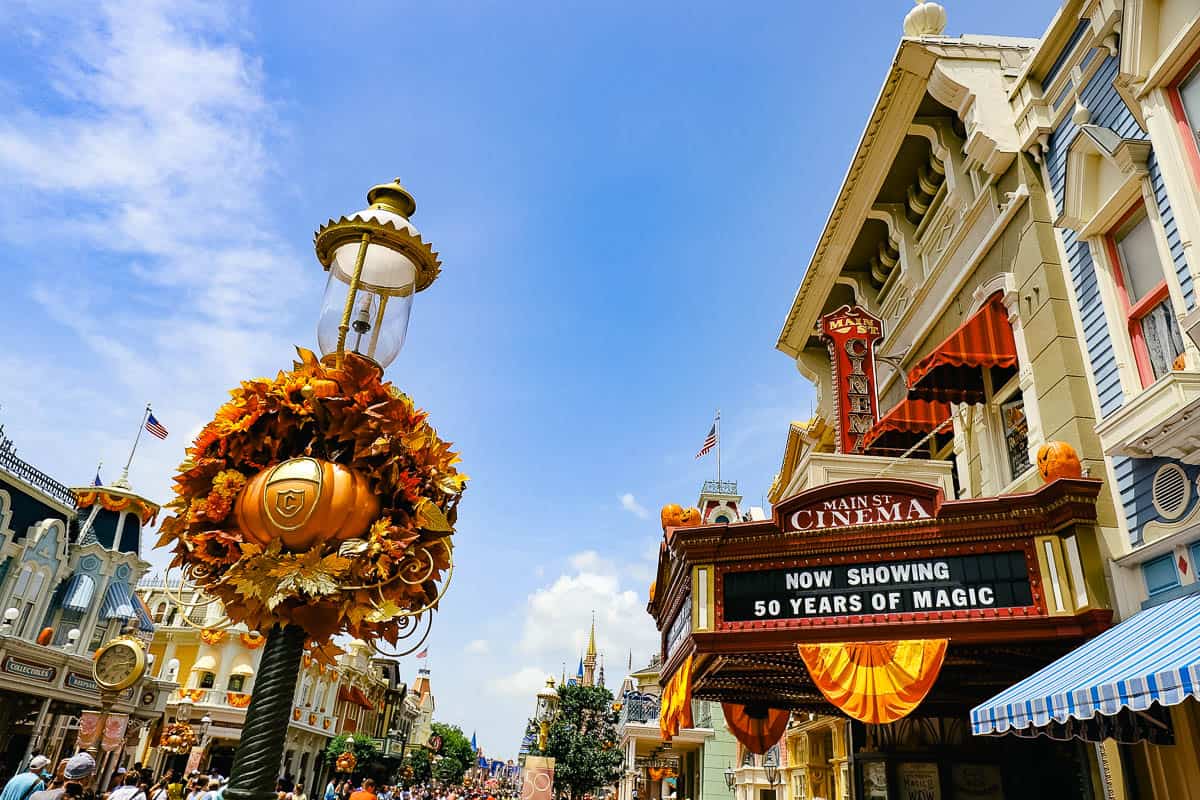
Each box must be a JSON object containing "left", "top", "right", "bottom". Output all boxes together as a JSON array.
[{"left": 649, "top": 473, "right": 1114, "bottom": 799}]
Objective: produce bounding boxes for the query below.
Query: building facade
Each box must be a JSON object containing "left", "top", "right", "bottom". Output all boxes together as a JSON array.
[
  {"left": 0, "top": 428, "right": 175, "bottom": 786},
  {"left": 645, "top": 2, "right": 1200, "bottom": 799},
  {"left": 615, "top": 657, "right": 736, "bottom": 800}
]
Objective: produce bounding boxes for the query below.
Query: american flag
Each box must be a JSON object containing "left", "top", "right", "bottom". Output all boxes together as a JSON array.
[
  {"left": 416, "top": 648, "right": 429, "bottom": 659},
  {"left": 145, "top": 412, "right": 169, "bottom": 440},
  {"left": 695, "top": 413, "right": 719, "bottom": 459}
]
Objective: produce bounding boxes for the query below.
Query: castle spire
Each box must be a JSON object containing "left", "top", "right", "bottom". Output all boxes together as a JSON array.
[{"left": 582, "top": 612, "right": 598, "bottom": 687}]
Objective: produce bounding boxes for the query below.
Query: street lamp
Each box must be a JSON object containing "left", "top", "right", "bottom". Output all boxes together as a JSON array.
[
  {"left": 314, "top": 179, "right": 441, "bottom": 369},
  {"left": 763, "top": 751, "right": 779, "bottom": 788},
  {"left": 723, "top": 764, "right": 736, "bottom": 791},
  {"left": 534, "top": 678, "right": 560, "bottom": 751}
]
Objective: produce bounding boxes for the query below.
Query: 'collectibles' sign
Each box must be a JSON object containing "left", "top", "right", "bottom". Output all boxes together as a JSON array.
[
  {"left": 784, "top": 491, "right": 933, "bottom": 532},
  {"left": 723, "top": 552, "right": 1032, "bottom": 623},
  {"left": 2, "top": 656, "right": 56, "bottom": 683},
  {"left": 820, "top": 305, "right": 884, "bottom": 454}
]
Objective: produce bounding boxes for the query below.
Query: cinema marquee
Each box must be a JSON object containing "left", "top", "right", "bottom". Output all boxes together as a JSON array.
[{"left": 648, "top": 476, "right": 1111, "bottom": 718}]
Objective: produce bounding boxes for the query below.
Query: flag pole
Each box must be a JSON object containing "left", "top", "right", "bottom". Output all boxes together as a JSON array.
[
  {"left": 716, "top": 409, "right": 721, "bottom": 484},
  {"left": 118, "top": 404, "right": 151, "bottom": 488}
]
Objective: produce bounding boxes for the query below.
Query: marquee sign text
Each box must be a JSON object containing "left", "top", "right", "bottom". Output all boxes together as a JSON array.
[
  {"left": 722, "top": 552, "right": 1033, "bottom": 623},
  {"left": 784, "top": 492, "right": 933, "bottom": 533},
  {"left": 820, "top": 305, "right": 884, "bottom": 454}
]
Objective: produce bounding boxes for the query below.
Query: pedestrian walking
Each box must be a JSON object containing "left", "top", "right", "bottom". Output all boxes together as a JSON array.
[
  {"left": 347, "top": 781, "right": 377, "bottom": 800},
  {"left": 0, "top": 757, "right": 50, "bottom": 800}
]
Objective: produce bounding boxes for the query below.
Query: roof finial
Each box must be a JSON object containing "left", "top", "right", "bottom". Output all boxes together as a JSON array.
[
  {"left": 903, "top": 1, "right": 947, "bottom": 37},
  {"left": 587, "top": 611, "right": 597, "bottom": 657}
]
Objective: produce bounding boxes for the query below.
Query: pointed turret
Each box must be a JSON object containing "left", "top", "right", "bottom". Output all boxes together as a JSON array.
[{"left": 582, "top": 613, "right": 598, "bottom": 687}]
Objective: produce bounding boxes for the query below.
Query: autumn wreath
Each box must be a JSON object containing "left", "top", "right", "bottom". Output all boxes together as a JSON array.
[{"left": 156, "top": 349, "right": 466, "bottom": 646}]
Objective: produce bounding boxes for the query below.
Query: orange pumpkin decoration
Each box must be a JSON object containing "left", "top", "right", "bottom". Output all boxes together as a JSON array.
[
  {"left": 234, "top": 457, "right": 380, "bottom": 551},
  {"left": 36, "top": 627, "right": 53, "bottom": 646},
  {"left": 1036, "top": 441, "right": 1082, "bottom": 482},
  {"left": 660, "top": 504, "right": 684, "bottom": 529},
  {"left": 678, "top": 508, "right": 701, "bottom": 527}
]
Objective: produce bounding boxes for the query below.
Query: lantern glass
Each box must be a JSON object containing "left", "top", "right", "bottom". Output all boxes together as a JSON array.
[{"left": 316, "top": 264, "right": 415, "bottom": 369}]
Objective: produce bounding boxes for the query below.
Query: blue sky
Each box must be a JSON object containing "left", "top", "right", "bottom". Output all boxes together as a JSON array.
[{"left": 0, "top": 0, "right": 1058, "bottom": 758}]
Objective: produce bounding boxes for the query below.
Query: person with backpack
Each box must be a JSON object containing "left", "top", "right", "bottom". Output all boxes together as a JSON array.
[{"left": 0, "top": 756, "right": 50, "bottom": 800}]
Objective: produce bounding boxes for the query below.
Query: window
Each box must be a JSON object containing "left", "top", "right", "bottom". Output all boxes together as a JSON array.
[
  {"left": 1143, "top": 553, "right": 1180, "bottom": 597},
  {"left": 984, "top": 368, "right": 1030, "bottom": 484},
  {"left": 229, "top": 675, "right": 246, "bottom": 693},
  {"left": 199, "top": 671, "right": 216, "bottom": 689},
  {"left": 154, "top": 603, "right": 168, "bottom": 623},
  {"left": 53, "top": 609, "right": 84, "bottom": 646},
  {"left": 1107, "top": 210, "right": 1184, "bottom": 385},
  {"left": 1189, "top": 541, "right": 1200, "bottom": 578},
  {"left": 1174, "top": 60, "right": 1200, "bottom": 175},
  {"left": 712, "top": 514, "right": 731, "bottom": 524},
  {"left": 10, "top": 566, "right": 46, "bottom": 637}
]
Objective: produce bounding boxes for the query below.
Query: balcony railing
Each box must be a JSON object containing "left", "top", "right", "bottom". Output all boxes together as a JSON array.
[
  {"left": 701, "top": 479, "right": 738, "bottom": 496},
  {"left": 618, "top": 694, "right": 661, "bottom": 727},
  {"left": 0, "top": 442, "right": 76, "bottom": 508}
]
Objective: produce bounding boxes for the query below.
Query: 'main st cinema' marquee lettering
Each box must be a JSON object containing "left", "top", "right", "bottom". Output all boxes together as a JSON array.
[{"left": 786, "top": 493, "right": 932, "bottom": 533}]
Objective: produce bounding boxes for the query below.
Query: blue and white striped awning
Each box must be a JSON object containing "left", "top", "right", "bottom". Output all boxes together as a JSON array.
[
  {"left": 134, "top": 594, "right": 155, "bottom": 634},
  {"left": 60, "top": 573, "right": 96, "bottom": 613},
  {"left": 971, "top": 592, "right": 1200, "bottom": 736},
  {"left": 100, "top": 580, "right": 137, "bottom": 621}
]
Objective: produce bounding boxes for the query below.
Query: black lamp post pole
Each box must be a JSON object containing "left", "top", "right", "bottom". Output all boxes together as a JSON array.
[{"left": 224, "top": 624, "right": 307, "bottom": 800}]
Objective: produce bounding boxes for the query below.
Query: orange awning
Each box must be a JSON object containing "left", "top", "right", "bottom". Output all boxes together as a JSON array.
[
  {"left": 907, "top": 293, "right": 1017, "bottom": 404},
  {"left": 351, "top": 687, "right": 374, "bottom": 710},
  {"left": 865, "top": 397, "right": 952, "bottom": 454}
]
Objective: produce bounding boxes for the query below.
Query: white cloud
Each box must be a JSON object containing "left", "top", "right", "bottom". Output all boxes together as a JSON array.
[
  {"left": 0, "top": 0, "right": 305, "bottom": 524},
  {"left": 487, "top": 548, "right": 659, "bottom": 701},
  {"left": 465, "top": 639, "right": 490, "bottom": 655},
  {"left": 486, "top": 666, "right": 554, "bottom": 699},
  {"left": 619, "top": 492, "right": 649, "bottom": 519}
]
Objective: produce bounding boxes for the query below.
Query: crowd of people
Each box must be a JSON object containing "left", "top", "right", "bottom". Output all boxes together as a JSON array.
[{"left": 2, "top": 759, "right": 515, "bottom": 800}]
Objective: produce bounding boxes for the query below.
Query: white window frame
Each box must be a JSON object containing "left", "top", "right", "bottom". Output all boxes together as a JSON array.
[{"left": 983, "top": 370, "right": 1035, "bottom": 490}]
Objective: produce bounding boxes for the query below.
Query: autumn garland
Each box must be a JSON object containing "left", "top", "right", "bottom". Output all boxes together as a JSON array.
[{"left": 157, "top": 349, "right": 466, "bottom": 646}]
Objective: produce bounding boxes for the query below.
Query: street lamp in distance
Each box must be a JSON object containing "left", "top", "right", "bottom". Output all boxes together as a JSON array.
[{"left": 534, "top": 678, "right": 560, "bottom": 751}]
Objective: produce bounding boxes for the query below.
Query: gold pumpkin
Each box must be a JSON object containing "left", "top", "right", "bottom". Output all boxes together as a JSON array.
[
  {"left": 660, "top": 503, "right": 684, "bottom": 529},
  {"left": 1036, "top": 440, "right": 1083, "bottom": 482},
  {"left": 234, "top": 457, "right": 380, "bottom": 551},
  {"left": 678, "top": 507, "right": 702, "bottom": 527}
]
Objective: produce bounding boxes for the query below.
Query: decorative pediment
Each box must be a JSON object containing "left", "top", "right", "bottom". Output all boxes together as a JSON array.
[{"left": 1058, "top": 125, "right": 1152, "bottom": 236}]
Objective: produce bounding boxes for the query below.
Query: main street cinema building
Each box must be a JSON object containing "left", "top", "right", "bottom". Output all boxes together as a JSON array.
[{"left": 648, "top": 4, "right": 1199, "bottom": 799}]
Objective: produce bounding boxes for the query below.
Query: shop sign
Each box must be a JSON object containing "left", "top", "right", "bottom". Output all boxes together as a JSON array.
[
  {"left": 722, "top": 552, "right": 1032, "bottom": 623},
  {"left": 2, "top": 656, "right": 56, "bottom": 683},
  {"left": 66, "top": 671, "right": 98, "bottom": 692},
  {"left": 820, "top": 305, "right": 884, "bottom": 454},
  {"left": 784, "top": 491, "right": 933, "bottom": 533},
  {"left": 664, "top": 595, "right": 691, "bottom": 660},
  {"left": 897, "top": 763, "right": 941, "bottom": 800}
]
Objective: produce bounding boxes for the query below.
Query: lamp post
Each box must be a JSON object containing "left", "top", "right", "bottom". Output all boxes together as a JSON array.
[
  {"left": 217, "top": 181, "right": 443, "bottom": 800},
  {"left": 723, "top": 764, "right": 736, "bottom": 791},
  {"left": 762, "top": 751, "right": 782, "bottom": 796},
  {"left": 534, "top": 678, "right": 560, "bottom": 751}
]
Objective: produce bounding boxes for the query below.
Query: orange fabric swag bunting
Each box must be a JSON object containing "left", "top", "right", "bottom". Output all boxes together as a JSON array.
[
  {"left": 797, "top": 639, "right": 948, "bottom": 724},
  {"left": 721, "top": 703, "right": 790, "bottom": 755},
  {"left": 659, "top": 655, "right": 694, "bottom": 740}
]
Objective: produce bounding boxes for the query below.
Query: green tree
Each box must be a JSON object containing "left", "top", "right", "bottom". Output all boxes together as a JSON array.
[
  {"left": 403, "top": 748, "right": 432, "bottom": 787},
  {"left": 536, "top": 684, "right": 622, "bottom": 800},
  {"left": 430, "top": 722, "right": 475, "bottom": 784},
  {"left": 324, "top": 733, "right": 380, "bottom": 773}
]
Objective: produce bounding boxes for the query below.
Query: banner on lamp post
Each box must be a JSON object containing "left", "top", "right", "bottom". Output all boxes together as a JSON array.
[
  {"left": 520, "top": 756, "right": 554, "bottom": 800},
  {"left": 78, "top": 712, "right": 130, "bottom": 751}
]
